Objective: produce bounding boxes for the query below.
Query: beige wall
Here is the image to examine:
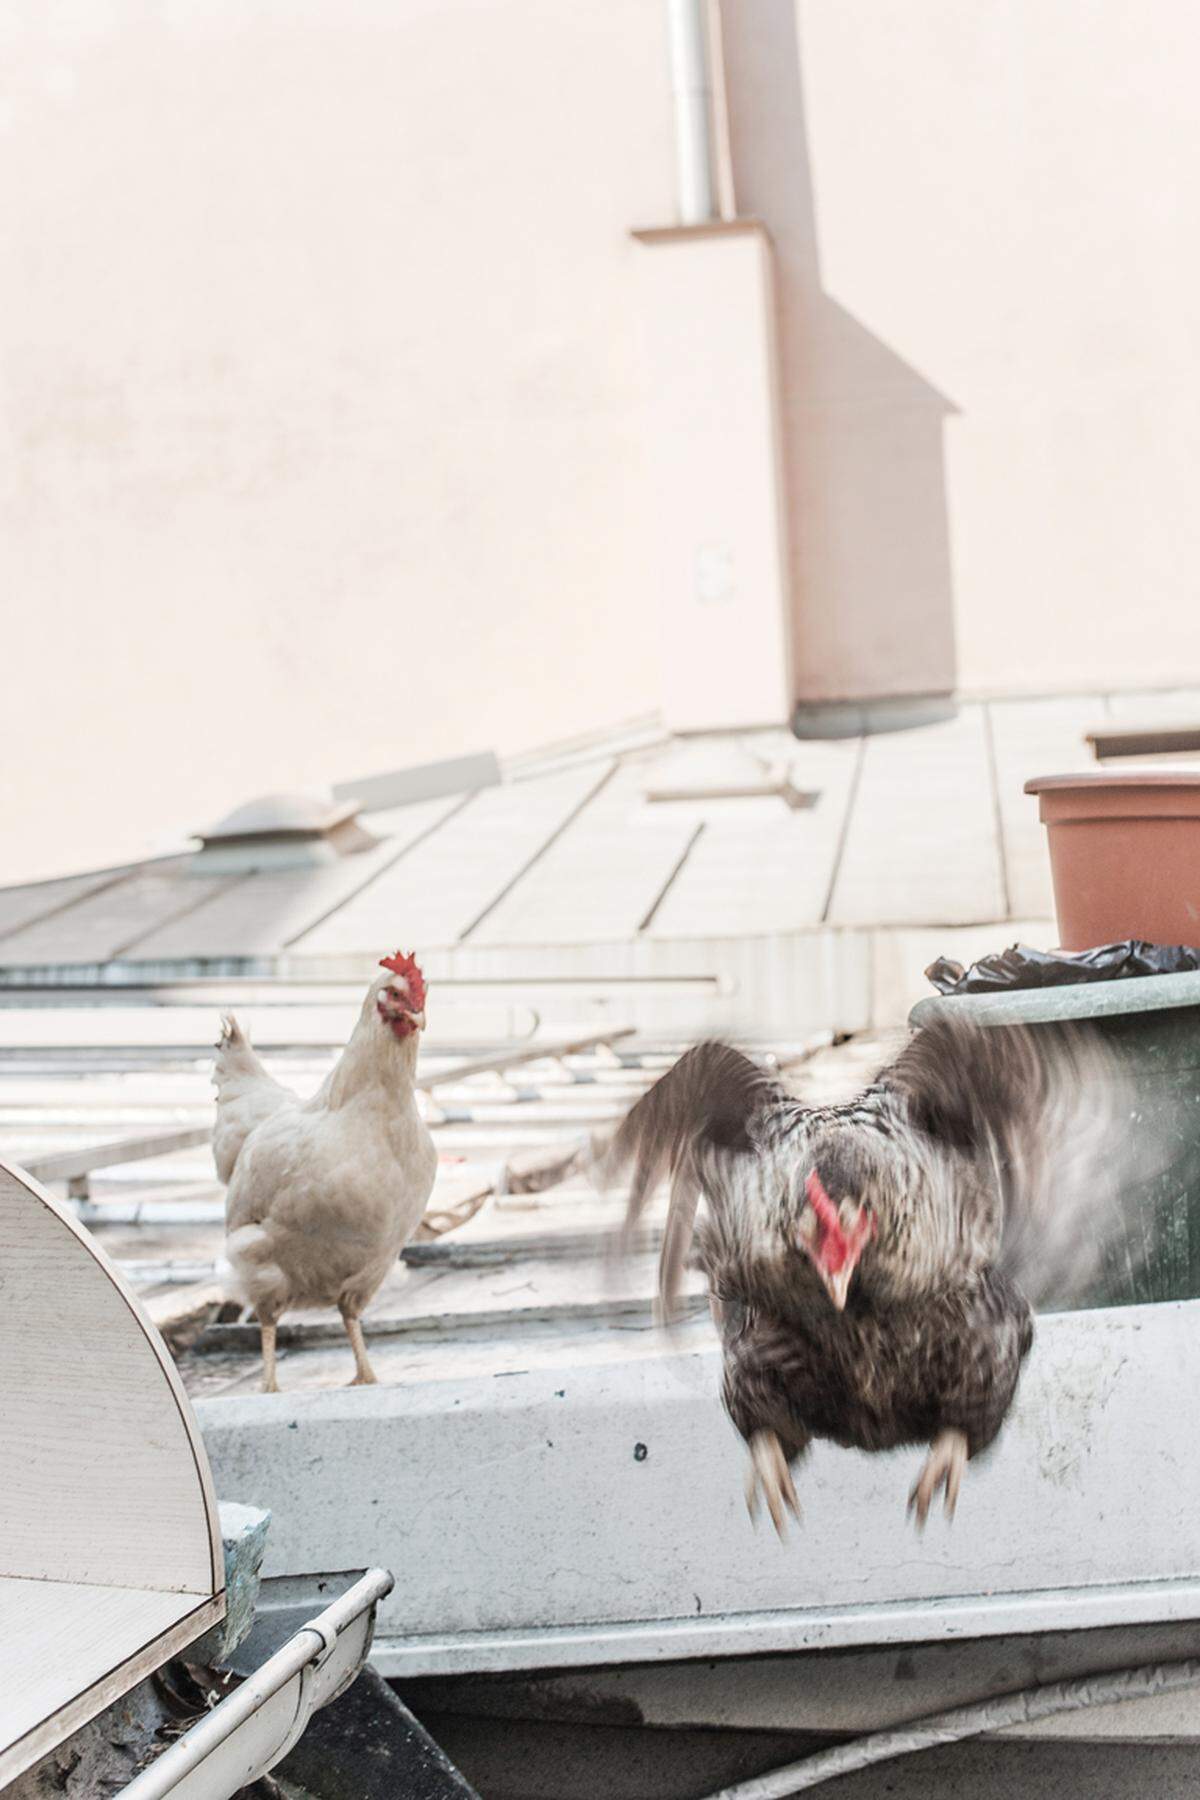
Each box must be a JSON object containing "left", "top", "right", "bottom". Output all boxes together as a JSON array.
[
  {"left": 635, "top": 223, "right": 794, "bottom": 732},
  {"left": 721, "top": 0, "right": 1200, "bottom": 706},
  {"left": 8, "top": 0, "right": 1200, "bottom": 884},
  {"left": 0, "top": 0, "right": 675, "bottom": 882}
]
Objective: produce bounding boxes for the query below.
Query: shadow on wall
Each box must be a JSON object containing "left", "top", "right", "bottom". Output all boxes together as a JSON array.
[{"left": 718, "top": 0, "right": 959, "bottom": 734}]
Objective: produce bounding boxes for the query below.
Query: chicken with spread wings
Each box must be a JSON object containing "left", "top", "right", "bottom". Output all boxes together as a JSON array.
[{"left": 609, "top": 1014, "right": 1130, "bottom": 1531}]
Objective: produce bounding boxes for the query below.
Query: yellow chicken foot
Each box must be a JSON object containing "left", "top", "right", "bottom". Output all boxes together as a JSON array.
[
  {"left": 342, "top": 1310, "right": 378, "bottom": 1386},
  {"left": 745, "top": 1429, "right": 800, "bottom": 1537},
  {"left": 260, "top": 1319, "right": 280, "bottom": 1394},
  {"left": 909, "top": 1427, "right": 968, "bottom": 1526}
]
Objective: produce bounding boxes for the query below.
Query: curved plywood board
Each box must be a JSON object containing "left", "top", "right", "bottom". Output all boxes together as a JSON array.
[{"left": 0, "top": 1157, "right": 224, "bottom": 1784}]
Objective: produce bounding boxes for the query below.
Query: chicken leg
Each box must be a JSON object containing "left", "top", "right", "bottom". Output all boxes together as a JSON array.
[
  {"left": 745, "top": 1428, "right": 801, "bottom": 1536},
  {"left": 342, "top": 1308, "right": 378, "bottom": 1386},
  {"left": 909, "top": 1427, "right": 968, "bottom": 1526},
  {"left": 259, "top": 1319, "right": 280, "bottom": 1394}
]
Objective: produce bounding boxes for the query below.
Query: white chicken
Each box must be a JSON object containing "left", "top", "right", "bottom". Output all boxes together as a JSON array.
[{"left": 212, "top": 951, "right": 437, "bottom": 1391}]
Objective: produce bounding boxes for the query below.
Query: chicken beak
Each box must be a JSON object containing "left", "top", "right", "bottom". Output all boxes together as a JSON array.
[
  {"left": 820, "top": 1264, "right": 854, "bottom": 1312},
  {"left": 407, "top": 1009, "right": 426, "bottom": 1032}
]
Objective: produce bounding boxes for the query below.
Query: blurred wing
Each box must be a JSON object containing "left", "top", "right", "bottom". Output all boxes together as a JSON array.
[
  {"left": 605, "top": 1041, "right": 785, "bottom": 1321},
  {"left": 886, "top": 1010, "right": 1137, "bottom": 1307}
]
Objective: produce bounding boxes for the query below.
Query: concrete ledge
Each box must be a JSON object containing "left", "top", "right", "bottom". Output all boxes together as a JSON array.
[{"left": 197, "top": 1298, "right": 1200, "bottom": 1676}]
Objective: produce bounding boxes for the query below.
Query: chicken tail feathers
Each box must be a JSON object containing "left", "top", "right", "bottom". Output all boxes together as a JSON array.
[
  {"left": 213, "top": 1012, "right": 273, "bottom": 1097},
  {"left": 211, "top": 1011, "right": 295, "bottom": 1184},
  {"left": 605, "top": 1041, "right": 780, "bottom": 1321}
]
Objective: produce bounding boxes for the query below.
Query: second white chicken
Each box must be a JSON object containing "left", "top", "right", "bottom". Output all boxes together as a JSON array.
[{"left": 212, "top": 951, "right": 436, "bottom": 1391}]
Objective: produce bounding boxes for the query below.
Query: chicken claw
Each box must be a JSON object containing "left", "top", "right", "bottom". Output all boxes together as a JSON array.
[
  {"left": 745, "top": 1429, "right": 800, "bottom": 1537},
  {"left": 909, "top": 1427, "right": 968, "bottom": 1527}
]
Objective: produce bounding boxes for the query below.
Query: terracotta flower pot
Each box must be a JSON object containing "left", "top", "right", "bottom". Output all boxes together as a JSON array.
[{"left": 1025, "top": 769, "right": 1200, "bottom": 951}]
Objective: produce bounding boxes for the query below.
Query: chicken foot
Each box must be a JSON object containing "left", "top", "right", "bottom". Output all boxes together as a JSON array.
[
  {"left": 745, "top": 1429, "right": 801, "bottom": 1537},
  {"left": 342, "top": 1308, "right": 378, "bottom": 1386},
  {"left": 908, "top": 1427, "right": 968, "bottom": 1526}
]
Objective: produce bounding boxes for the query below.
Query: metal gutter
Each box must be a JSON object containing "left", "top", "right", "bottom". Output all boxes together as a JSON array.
[{"left": 116, "top": 1567, "right": 393, "bottom": 1800}]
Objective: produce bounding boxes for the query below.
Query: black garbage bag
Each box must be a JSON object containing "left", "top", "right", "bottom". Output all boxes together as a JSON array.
[{"left": 926, "top": 939, "right": 1200, "bottom": 996}]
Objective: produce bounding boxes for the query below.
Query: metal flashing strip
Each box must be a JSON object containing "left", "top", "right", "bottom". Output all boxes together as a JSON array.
[{"left": 370, "top": 1579, "right": 1200, "bottom": 1678}]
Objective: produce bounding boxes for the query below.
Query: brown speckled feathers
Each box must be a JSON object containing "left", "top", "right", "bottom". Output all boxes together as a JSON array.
[{"left": 608, "top": 1014, "right": 1133, "bottom": 1496}]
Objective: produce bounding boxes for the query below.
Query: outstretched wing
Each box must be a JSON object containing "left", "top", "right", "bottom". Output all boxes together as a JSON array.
[
  {"left": 605, "top": 1041, "right": 789, "bottom": 1320},
  {"left": 884, "top": 1009, "right": 1137, "bottom": 1307}
]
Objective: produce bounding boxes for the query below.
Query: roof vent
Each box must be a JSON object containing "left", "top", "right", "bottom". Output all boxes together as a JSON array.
[{"left": 191, "top": 792, "right": 379, "bottom": 875}]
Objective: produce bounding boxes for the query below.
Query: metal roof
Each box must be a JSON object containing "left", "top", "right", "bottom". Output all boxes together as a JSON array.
[{"left": 1, "top": 691, "right": 1179, "bottom": 1032}]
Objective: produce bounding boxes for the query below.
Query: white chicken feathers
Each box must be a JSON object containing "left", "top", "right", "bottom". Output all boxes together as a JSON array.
[{"left": 212, "top": 957, "right": 437, "bottom": 1390}]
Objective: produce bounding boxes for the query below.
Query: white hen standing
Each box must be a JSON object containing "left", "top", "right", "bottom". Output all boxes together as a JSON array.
[{"left": 212, "top": 951, "right": 437, "bottom": 1391}]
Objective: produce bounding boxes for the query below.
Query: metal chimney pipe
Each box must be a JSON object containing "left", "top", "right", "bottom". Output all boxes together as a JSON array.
[{"left": 665, "top": 0, "right": 720, "bottom": 223}]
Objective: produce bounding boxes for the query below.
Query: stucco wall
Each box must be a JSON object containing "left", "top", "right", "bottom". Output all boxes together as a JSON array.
[
  {"left": 0, "top": 0, "right": 673, "bottom": 881},
  {"left": 7, "top": 0, "right": 1200, "bottom": 882},
  {"left": 722, "top": 0, "right": 1200, "bottom": 706}
]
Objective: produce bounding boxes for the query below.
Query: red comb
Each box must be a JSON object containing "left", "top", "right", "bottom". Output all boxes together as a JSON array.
[
  {"left": 805, "top": 1169, "right": 874, "bottom": 1276},
  {"left": 379, "top": 950, "right": 426, "bottom": 1009},
  {"left": 806, "top": 1169, "right": 850, "bottom": 1271},
  {"left": 805, "top": 1169, "right": 840, "bottom": 1234}
]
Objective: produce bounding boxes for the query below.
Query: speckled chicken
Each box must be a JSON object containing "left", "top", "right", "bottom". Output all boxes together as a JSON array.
[
  {"left": 610, "top": 1013, "right": 1130, "bottom": 1531},
  {"left": 212, "top": 952, "right": 437, "bottom": 1392}
]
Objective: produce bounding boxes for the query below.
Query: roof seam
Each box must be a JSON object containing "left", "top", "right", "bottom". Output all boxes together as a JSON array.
[
  {"left": 109, "top": 870, "right": 260, "bottom": 963},
  {"left": 0, "top": 867, "right": 141, "bottom": 952},
  {"left": 982, "top": 700, "right": 1014, "bottom": 922},
  {"left": 819, "top": 735, "right": 867, "bottom": 926},
  {"left": 284, "top": 789, "right": 479, "bottom": 951},
  {"left": 456, "top": 760, "right": 620, "bottom": 944},
  {"left": 636, "top": 822, "right": 706, "bottom": 934}
]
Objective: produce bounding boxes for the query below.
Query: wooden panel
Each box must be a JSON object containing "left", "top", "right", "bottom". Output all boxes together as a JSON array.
[
  {"left": 1088, "top": 725, "right": 1200, "bottom": 759},
  {"left": 829, "top": 707, "right": 1005, "bottom": 926},
  {"left": 0, "top": 1159, "right": 222, "bottom": 1593},
  {"left": 987, "top": 696, "right": 1106, "bottom": 920},
  {"left": 0, "top": 1580, "right": 220, "bottom": 1789},
  {"left": 24, "top": 1126, "right": 212, "bottom": 1183},
  {"left": 130, "top": 796, "right": 463, "bottom": 961},
  {"left": 421, "top": 1028, "right": 633, "bottom": 1089},
  {"left": 647, "top": 737, "right": 862, "bottom": 937},
  {"left": 296, "top": 765, "right": 612, "bottom": 952},
  {"left": 469, "top": 758, "right": 697, "bottom": 944},
  {"left": 0, "top": 862, "right": 232, "bottom": 967}
]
